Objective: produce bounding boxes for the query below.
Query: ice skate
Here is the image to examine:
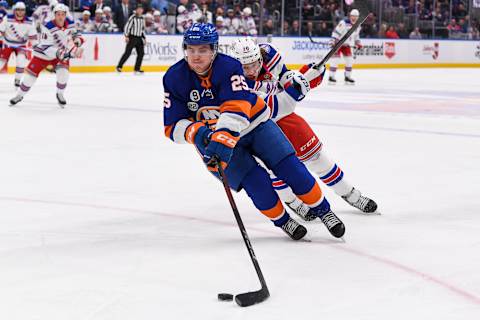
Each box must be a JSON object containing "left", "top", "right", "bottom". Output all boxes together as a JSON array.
[
  {"left": 286, "top": 198, "right": 317, "bottom": 222},
  {"left": 281, "top": 217, "right": 308, "bottom": 240},
  {"left": 319, "top": 210, "right": 345, "bottom": 238},
  {"left": 56, "top": 93, "right": 66, "bottom": 107},
  {"left": 342, "top": 188, "right": 378, "bottom": 214},
  {"left": 9, "top": 94, "right": 23, "bottom": 106},
  {"left": 344, "top": 76, "right": 355, "bottom": 85}
]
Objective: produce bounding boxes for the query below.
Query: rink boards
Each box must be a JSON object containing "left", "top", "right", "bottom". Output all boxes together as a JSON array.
[{"left": 3, "top": 34, "right": 480, "bottom": 72}]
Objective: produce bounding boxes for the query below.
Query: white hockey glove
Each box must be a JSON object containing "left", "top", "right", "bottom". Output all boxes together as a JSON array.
[
  {"left": 73, "top": 37, "right": 83, "bottom": 47},
  {"left": 56, "top": 47, "right": 72, "bottom": 61},
  {"left": 282, "top": 72, "right": 310, "bottom": 102}
]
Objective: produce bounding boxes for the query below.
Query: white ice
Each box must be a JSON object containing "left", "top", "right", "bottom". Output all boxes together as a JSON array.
[{"left": 0, "top": 69, "right": 479, "bottom": 320}]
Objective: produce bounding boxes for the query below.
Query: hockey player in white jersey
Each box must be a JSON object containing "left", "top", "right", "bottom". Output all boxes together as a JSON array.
[
  {"left": 32, "top": 0, "right": 53, "bottom": 34},
  {"left": 9, "top": 4, "right": 84, "bottom": 107},
  {"left": 231, "top": 37, "right": 377, "bottom": 219},
  {"left": 0, "top": 2, "right": 38, "bottom": 87},
  {"left": 328, "top": 9, "right": 362, "bottom": 85}
]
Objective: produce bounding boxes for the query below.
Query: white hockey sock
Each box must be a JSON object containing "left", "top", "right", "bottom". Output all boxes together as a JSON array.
[
  {"left": 306, "top": 150, "right": 354, "bottom": 197},
  {"left": 55, "top": 66, "right": 69, "bottom": 94},
  {"left": 18, "top": 73, "right": 37, "bottom": 97},
  {"left": 15, "top": 53, "right": 28, "bottom": 83},
  {"left": 271, "top": 176, "right": 297, "bottom": 204},
  {"left": 329, "top": 58, "right": 339, "bottom": 79},
  {"left": 345, "top": 56, "right": 353, "bottom": 78}
]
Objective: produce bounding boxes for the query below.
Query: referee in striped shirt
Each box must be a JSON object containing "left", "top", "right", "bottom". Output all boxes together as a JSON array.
[{"left": 116, "top": 4, "right": 146, "bottom": 74}]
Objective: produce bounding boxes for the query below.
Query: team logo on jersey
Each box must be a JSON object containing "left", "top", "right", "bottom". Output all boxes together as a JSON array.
[
  {"left": 422, "top": 42, "right": 439, "bottom": 60},
  {"left": 384, "top": 42, "right": 396, "bottom": 59},
  {"left": 188, "top": 102, "right": 199, "bottom": 111},
  {"left": 202, "top": 88, "right": 214, "bottom": 99},
  {"left": 196, "top": 106, "right": 221, "bottom": 127},
  {"left": 190, "top": 90, "right": 201, "bottom": 102}
]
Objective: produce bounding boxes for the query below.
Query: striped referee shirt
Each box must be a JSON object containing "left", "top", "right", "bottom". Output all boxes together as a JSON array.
[{"left": 124, "top": 14, "right": 146, "bottom": 38}]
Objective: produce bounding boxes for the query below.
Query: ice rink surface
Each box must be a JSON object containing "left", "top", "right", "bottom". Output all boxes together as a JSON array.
[{"left": 0, "top": 69, "right": 479, "bottom": 320}]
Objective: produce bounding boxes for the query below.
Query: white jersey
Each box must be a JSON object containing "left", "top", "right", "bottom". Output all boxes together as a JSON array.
[
  {"left": 224, "top": 16, "right": 241, "bottom": 35},
  {"left": 33, "top": 18, "right": 82, "bottom": 61},
  {"left": 240, "top": 16, "right": 257, "bottom": 36},
  {"left": 0, "top": 15, "right": 37, "bottom": 48},
  {"left": 248, "top": 43, "right": 297, "bottom": 121},
  {"left": 331, "top": 18, "right": 360, "bottom": 47},
  {"left": 32, "top": 5, "right": 52, "bottom": 29}
]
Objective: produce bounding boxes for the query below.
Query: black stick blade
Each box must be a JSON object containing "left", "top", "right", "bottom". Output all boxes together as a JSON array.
[{"left": 235, "top": 288, "right": 270, "bottom": 307}]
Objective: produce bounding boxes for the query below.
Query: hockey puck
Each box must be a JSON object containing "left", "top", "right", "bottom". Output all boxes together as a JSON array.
[{"left": 217, "top": 293, "right": 234, "bottom": 301}]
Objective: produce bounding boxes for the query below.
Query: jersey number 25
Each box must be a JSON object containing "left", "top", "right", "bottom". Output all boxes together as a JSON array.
[{"left": 231, "top": 75, "right": 249, "bottom": 91}]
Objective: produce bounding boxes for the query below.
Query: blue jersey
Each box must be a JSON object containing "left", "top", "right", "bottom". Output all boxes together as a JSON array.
[{"left": 163, "top": 53, "right": 269, "bottom": 144}]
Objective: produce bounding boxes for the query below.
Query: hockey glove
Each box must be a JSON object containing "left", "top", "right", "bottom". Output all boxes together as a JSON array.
[
  {"left": 299, "top": 63, "right": 326, "bottom": 89},
  {"left": 56, "top": 47, "right": 72, "bottom": 61},
  {"left": 185, "top": 121, "right": 212, "bottom": 154},
  {"left": 203, "top": 129, "right": 239, "bottom": 171},
  {"left": 283, "top": 72, "right": 310, "bottom": 101},
  {"left": 73, "top": 37, "right": 83, "bottom": 47}
]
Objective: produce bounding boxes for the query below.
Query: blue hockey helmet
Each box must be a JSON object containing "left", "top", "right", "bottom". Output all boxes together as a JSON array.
[
  {"left": 0, "top": 0, "right": 9, "bottom": 8},
  {"left": 183, "top": 23, "right": 219, "bottom": 52}
]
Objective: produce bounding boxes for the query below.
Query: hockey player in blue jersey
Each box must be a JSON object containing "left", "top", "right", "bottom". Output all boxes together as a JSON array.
[{"left": 163, "top": 23, "right": 345, "bottom": 240}]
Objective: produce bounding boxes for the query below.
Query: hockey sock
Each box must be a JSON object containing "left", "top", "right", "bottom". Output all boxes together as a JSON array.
[
  {"left": 306, "top": 150, "right": 354, "bottom": 197},
  {"left": 0, "top": 59, "right": 6, "bottom": 70},
  {"left": 15, "top": 67, "right": 25, "bottom": 84},
  {"left": 15, "top": 53, "right": 28, "bottom": 84},
  {"left": 270, "top": 176, "right": 297, "bottom": 204},
  {"left": 18, "top": 72, "right": 37, "bottom": 97},
  {"left": 272, "top": 154, "right": 330, "bottom": 215},
  {"left": 345, "top": 56, "right": 353, "bottom": 78},
  {"left": 329, "top": 57, "right": 339, "bottom": 79},
  {"left": 55, "top": 66, "right": 69, "bottom": 94},
  {"left": 242, "top": 165, "right": 289, "bottom": 227}
]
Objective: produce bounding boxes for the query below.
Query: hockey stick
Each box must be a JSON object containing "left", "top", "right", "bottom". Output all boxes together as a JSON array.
[
  {"left": 215, "top": 160, "right": 270, "bottom": 307},
  {"left": 309, "top": 13, "right": 370, "bottom": 70}
]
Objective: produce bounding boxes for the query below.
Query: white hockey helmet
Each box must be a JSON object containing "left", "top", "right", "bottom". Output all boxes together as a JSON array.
[
  {"left": 53, "top": 3, "right": 68, "bottom": 14},
  {"left": 103, "top": 6, "right": 111, "bottom": 12},
  {"left": 177, "top": 5, "right": 186, "bottom": 14},
  {"left": 350, "top": 9, "right": 360, "bottom": 17},
  {"left": 153, "top": 10, "right": 161, "bottom": 16},
  {"left": 13, "top": 2, "right": 26, "bottom": 10},
  {"left": 243, "top": 7, "right": 252, "bottom": 16},
  {"left": 231, "top": 37, "right": 262, "bottom": 65}
]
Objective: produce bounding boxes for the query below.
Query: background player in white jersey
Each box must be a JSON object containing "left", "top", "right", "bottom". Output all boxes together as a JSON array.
[
  {"left": 32, "top": 0, "right": 52, "bottom": 34},
  {"left": 9, "top": 4, "right": 84, "bottom": 107},
  {"left": 328, "top": 9, "right": 362, "bottom": 85},
  {"left": 0, "top": 2, "right": 37, "bottom": 87},
  {"left": 231, "top": 37, "right": 377, "bottom": 220}
]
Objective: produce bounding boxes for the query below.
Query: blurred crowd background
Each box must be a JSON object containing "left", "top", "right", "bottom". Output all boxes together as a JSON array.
[{"left": 1, "top": 0, "right": 479, "bottom": 39}]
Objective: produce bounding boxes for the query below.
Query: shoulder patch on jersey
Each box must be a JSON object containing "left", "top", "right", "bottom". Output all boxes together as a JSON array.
[{"left": 45, "top": 20, "right": 56, "bottom": 29}]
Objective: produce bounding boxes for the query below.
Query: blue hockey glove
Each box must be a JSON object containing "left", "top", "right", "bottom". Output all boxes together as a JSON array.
[
  {"left": 185, "top": 122, "right": 212, "bottom": 154},
  {"left": 203, "top": 129, "right": 239, "bottom": 171}
]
